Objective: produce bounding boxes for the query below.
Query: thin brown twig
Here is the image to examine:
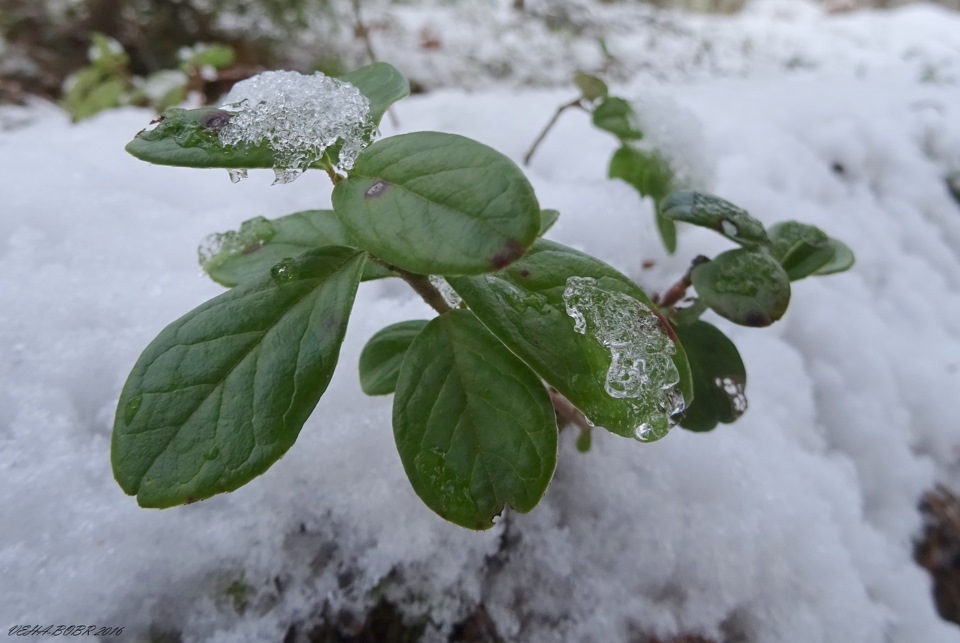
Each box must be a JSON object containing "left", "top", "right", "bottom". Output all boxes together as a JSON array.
[
  {"left": 523, "top": 97, "right": 585, "bottom": 166},
  {"left": 656, "top": 255, "right": 709, "bottom": 309}
]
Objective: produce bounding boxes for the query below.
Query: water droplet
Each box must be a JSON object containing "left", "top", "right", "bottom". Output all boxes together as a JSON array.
[
  {"left": 270, "top": 258, "right": 299, "bottom": 284},
  {"left": 272, "top": 168, "right": 302, "bottom": 185},
  {"left": 218, "top": 70, "right": 377, "bottom": 179},
  {"left": 364, "top": 180, "right": 387, "bottom": 198},
  {"left": 429, "top": 275, "right": 462, "bottom": 308},
  {"left": 720, "top": 219, "right": 738, "bottom": 237},
  {"left": 123, "top": 395, "right": 142, "bottom": 424},
  {"left": 203, "top": 445, "right": 220, "bottom": 461},
  {"left": 227, "top": 168, "right": 248, "bottom": 184},
  {"left": 562, "top": 276, "right": 683, "bottom": 441},
  {"left": 198, "top": 216, "right": 276, "bottom": 271}
]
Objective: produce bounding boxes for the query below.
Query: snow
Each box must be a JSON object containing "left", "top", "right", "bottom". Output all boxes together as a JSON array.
[{"left": 2, "top": 2, "right": 960, "bottom": 642}]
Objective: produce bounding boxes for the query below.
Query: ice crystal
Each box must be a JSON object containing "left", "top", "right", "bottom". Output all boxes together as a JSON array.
[
  {"left": 563, "top": 276, "right": 683, "bottom": 441},
  {"left": 219, "top": 71, "right": 375, "bottom": 182}
]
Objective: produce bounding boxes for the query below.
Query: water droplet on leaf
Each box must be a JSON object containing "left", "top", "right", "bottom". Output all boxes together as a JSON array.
[
  {"left": 270, "top": 258, "right": 299, "bottom": 284},
  {"left": 123, "top": 395, "right": 142, "bottom": 424}
]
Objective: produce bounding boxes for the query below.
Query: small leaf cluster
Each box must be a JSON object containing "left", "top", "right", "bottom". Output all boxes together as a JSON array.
[
  {"left": 62, "top": 35, "right": 236, "bottom": 122},
  {"left": 112, "top": 63, "right": 853, "bottom": 530},
  {"left": 527, "top": 72, "right": 856, "bottom": 431}
]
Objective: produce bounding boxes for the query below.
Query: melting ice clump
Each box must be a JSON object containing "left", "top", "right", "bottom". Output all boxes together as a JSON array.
[
  {"left": 563, "top": 276, "right": 683, "bottom": 441},
  {"left": 219, "top": 70, "right": 375, "bottom": 184}
]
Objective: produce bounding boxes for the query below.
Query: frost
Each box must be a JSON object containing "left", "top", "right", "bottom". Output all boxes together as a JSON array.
[
  {"left": 219, "top": 71, "right": 376, "bottom": 183},
  {"left": 429, "top": 276, "right": 462, "bottom": 308},
  {"left": 198, "top": 216, "right": 276, "bottom": 271},
  {"left": 562, "top": 276, "right": 683, "bottom": 441}
]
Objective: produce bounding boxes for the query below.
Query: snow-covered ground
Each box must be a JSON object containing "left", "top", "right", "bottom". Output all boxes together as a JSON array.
[{"left": 3, "top": 1, "right": 960, "bottom": 642}]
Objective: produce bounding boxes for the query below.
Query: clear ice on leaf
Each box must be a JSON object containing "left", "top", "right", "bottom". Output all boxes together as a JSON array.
[
  {"left": 429, "top": 276, "right": 463, "bottom": 309},
  {"left": 563, "top": 276, "right": 683, "bottom": 442},
  {"left": 198, "top": 216, "right": 276, "bottom": 271},
  {"left": 218, "top": 70, "right": 376, "bottom": 182}
]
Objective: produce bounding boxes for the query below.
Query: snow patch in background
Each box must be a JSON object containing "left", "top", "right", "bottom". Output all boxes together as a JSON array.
[{"left": 3, "top": 4, "right": 960, "bottom": 643}]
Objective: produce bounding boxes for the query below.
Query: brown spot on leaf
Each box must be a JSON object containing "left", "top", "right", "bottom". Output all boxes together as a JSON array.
[
  {"left": 199, "top": 109, "right": 233, "bottom": 130},
  {"left": 364, "top": 180, "right": 388, "bottom": 199},
  {"left": 744, "top": 311, "right": 772, "bottom": 327},
  {"left": 491, "top": 240, "right": 525, "bottom": 270},
  {"left": 519, "top": 269, "right": 530, "bottom": 278}
]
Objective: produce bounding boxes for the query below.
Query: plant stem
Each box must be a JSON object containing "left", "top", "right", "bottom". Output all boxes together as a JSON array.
[
  {"left": 549, "top": 388, "right": 591, "bottom": 432},
  {"left": 375, "top": 262, "right": 451, "bottom": 314},
  {"left": 372, "top": 257, "right": 589, "bottom": 432},
  {"left": 656, "top": 255, "right": 709, "bottom": 309},
  {"left": 523, "top": 97, "right": 585, "bottom": 166}
]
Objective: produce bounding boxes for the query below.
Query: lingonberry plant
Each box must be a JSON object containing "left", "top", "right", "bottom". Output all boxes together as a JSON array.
[
  {"left": 524, "top": 72, "right": 855, "bottom": 430},
  {"left": 112, "top": 63, "right": 853, "bottom": 529}
]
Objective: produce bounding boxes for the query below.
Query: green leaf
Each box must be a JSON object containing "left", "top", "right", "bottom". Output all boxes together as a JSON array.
[
  {"left": 656, "top": 208, "right": 678, "bottom": 254},
  {"left": 125, "top": 107, "right": 284, "bottom": 169},
  {"left": 393, "top": 310, "right": 558, "bottom": 530},
  {"left": 691, "top": 249, "right": 790, "bottom": 327},
  {"left": 359, "top": 320, "right": 428, "bottom": 395},
  {"left": 539, "top": 209, "right": 560, "bottom": 236},
  {"left": 124, "top": 64, "right": 409, "bottom": 170},
  {"left": 112, "top": 246, "right": 365, "bottom": 508},
  {"left": 608, "top": 145, "right": 674, "bottom": 202},
  {"left": 673, "top": 321, "right": 747, "bottom": 432},
  {"left": 813, "top": 238, "right": 855, "bottom": 276},
  {"left": 659, "top": 190, "right": 769, "bottom": 246},
  {"left": 447, "top": 239, "right": 693, "bottom": 441},
  {"left": 183, "top": 44, "right": 235, "bottom": 70},
  {"left": 767, "top": 220, "right": 835, "bottom": 280},
  {"left": 592, "top": 97, "right": 643, "bottom": 141},
  {"left": 573, "top": 71, "right": 609, "bottom": 101},
  {"left": 201, "top": 210, "right": 391, "bottom": 287},
  {"left": 332, "top": 132, "right": 540, "bottom": 275},
  {"left": 339, "top": 62, "right": 410, "bottom": 126}
]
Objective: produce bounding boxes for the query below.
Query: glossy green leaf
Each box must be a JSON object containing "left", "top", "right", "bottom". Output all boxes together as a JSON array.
[
  {"left": 125, "top": 63, "right": 409, "bottom": 170},
  {"left": 691, "top": 249, "right": 790, "bottom": 327},
  {"left": 112, "top": 246, "right": 365, "bottom": 508},
  {"left": 201, "top": 210, "right": 391, "bottom": 287},
  {"left": 660, "top": 190, "right": 769, "bottom": 246},
  {"left": 592, "top": 97, "right": 643, "bottom": 141},
  {"left": 332, "top": 132, "right": 540, "bottom": 275},
  {"left": 359, "top": 320, "right": 428, "bottom": 395},
  {"left": 539, "top": 209, "right": 560, "bottom": 236},
  {"left": 608, "top": 145, "right": 674, "bottom": 202},
  {"left": 448, "top": 239, "right": 693, "bottom": 441},
  {"left": 767, "top": 220, "right": 836, "bottom": 280},
  {"left": 673, "top": 321, "right": 747, "bottom": 432},
  {"left": 393, "top": 310, "right": 558, "bottom": 529},
  {"left": 813, "top": 238, "right": 855, "bottom": 276},
  {"left": 573, "top": 71, "right": 609, "bottom": 101},
  {"left": 339, "top": 62, "right": 410, "bottom": 126},
  {"left": 125, "top": 107, "right": 283, "bottom": 169}
]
